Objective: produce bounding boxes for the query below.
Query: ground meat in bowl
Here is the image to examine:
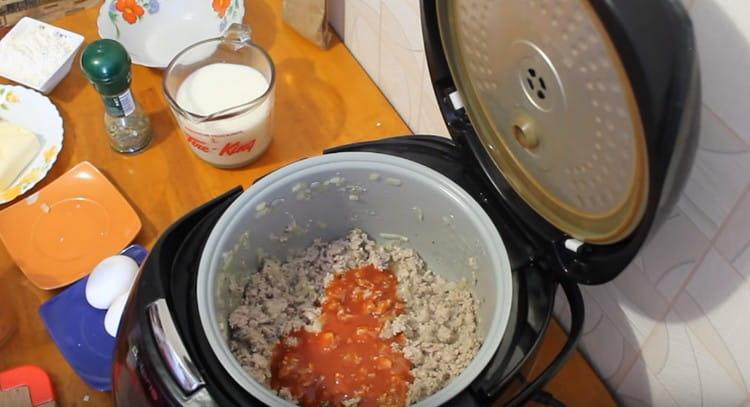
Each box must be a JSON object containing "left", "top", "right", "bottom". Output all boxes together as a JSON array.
[{"left": 227, "top": 229, "right": 482, "bottom": 406}]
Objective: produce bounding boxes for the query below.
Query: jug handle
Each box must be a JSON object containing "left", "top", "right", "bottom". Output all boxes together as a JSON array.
[{"left": 223, "top": 23, "right": 253, "bottom": 48}]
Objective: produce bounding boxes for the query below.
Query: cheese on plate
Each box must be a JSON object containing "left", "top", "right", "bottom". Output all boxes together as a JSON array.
[{"left": 0, "top": 121, "right": 40, "bottom": 190}]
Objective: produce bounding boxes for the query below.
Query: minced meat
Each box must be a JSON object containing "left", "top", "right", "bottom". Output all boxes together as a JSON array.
[{"left": 227, "top": 229, "right": 482, "bottom": 405}]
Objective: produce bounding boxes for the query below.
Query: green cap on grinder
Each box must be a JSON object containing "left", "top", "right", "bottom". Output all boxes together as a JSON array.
[{"left": 80, "top": 39, "right": 132, "bottom": 96}]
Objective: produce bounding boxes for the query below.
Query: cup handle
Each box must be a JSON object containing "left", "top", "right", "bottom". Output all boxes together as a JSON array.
[{"left": 223, "top": 23, "right": 253, "bottom": 46}]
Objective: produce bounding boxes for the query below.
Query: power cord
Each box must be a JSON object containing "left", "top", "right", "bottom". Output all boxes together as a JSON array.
[
  {"left": 531, "top": 390, "right": 566, "bottom": 407},
  {"left": 504, "top": 279, "right": 585, "bottom": 406}
]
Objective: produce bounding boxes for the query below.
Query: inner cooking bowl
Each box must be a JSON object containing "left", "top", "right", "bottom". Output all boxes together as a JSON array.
[{"left": 197, "top": 152, "right": 513, "bottom": 406}]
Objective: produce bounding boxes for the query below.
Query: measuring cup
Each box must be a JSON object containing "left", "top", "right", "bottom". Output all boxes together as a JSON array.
[{"left": 163, "top": 24, "right": 275, "bottom": 168}]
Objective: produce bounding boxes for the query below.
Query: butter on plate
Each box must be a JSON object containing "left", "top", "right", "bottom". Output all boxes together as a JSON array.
[{"left": 0, "top": 121, "right": 40, "bottom": 191}]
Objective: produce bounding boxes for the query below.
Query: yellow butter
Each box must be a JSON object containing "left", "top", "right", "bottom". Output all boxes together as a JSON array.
[{"left": 0, "top": 121, "right": 40, "bottom": 191}]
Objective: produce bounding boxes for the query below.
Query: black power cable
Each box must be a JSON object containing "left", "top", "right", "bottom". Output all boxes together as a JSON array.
[
  {"left": 505, "top": 279, "right": 585, "bottom": 407},
  {"left": 531, "top": 390, "right": 566, "bottom": 407}
]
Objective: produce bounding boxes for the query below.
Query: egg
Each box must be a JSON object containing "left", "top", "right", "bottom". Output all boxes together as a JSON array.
[
  {"left": 85, "top": 255, "right": 139, "bottom": 310},
  {"left": 104, "top": 292, "right": 129, "bottom": 337}
]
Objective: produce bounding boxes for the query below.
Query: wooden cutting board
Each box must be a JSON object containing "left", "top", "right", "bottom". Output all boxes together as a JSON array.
[
  {"left": 0, "top": 386, "right": 32, "bottom": 407},
  {"left": 0, "top": 386, "right": 57, "bottom": 407}
]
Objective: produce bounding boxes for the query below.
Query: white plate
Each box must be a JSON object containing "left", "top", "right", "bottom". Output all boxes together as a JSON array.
[
  {"left": 0, "top": 85, "right": 64, "bottom": 204},
  {"left": 96, "top": 0, "right": 245, "bottom": 68}
]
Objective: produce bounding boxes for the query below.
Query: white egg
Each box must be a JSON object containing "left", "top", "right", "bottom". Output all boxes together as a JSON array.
[
  {"left": 85, "top": 255, "right": 139, "bottom": 310},
  {"left": 104, "top": 292, "right": 129, "bottom": 337}
]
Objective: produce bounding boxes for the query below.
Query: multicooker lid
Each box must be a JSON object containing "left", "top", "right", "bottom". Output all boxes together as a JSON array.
[{"left": 422, "top": 0, "right": 701, "bottom": 283}]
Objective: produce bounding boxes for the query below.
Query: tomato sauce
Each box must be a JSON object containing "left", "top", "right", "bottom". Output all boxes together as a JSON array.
[{"left": 271, "top": 265, "right": 413, "bottom": 406}]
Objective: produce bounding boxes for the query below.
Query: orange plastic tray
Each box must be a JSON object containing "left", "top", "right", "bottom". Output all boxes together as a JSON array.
[{"left": 0, "top": 161, "right": 141, "bottom": 289}]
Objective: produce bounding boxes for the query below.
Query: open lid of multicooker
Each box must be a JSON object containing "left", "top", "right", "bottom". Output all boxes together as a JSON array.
[{"left": 420, "top": 0, "right": 702, "bottom": 284}]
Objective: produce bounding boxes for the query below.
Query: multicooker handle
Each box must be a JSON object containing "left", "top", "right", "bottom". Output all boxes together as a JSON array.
[{"left": 147, "top": 298, "right": 206, "bottom": 394}]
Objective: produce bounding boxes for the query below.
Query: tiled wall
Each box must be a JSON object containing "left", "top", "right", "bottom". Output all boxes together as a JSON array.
[
  {"left": 328, "top": 0, "right": 449, "bottom": 137},
  {"left": 331, "top": 0, "right": 750, "bottom": 405}
]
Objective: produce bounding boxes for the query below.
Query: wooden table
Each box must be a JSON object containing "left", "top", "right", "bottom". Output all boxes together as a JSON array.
[{"left": 0, "top": 1, "right": 616, "bottom": 406}]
